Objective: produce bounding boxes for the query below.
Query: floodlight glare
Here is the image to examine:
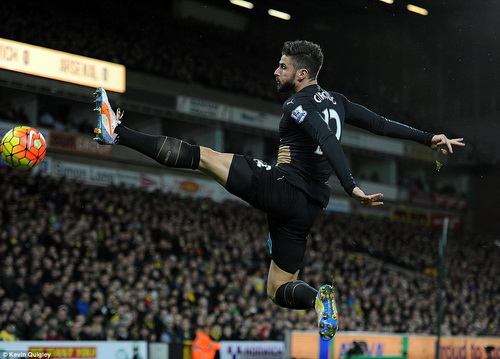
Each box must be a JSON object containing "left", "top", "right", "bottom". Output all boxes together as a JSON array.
[
  {"left": 268, "top": 9, "right": 291, "bottom": 20},
  {"left": 229, "top": 0, "right": 254, "bottom": 9},
  {"left": 407, "top": 4, "right": 429, "bottom": 15}
]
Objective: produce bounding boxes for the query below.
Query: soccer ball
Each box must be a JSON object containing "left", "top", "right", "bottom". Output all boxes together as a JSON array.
[{"left": 0, "top": 126, "right": 47, "bottom": 170}]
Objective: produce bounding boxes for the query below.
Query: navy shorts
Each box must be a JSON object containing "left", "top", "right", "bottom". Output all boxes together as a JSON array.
[{"left": 226, "top": 155, "right": 322, "bottom": 274}]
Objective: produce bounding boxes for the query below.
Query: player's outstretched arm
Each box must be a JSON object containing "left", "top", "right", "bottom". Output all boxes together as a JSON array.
[
  {"left": 430, "top": 134, "right": 465, "bottom": 155},
  {"left": 351, "top": 186, "right": 384, "bottom": 206}
]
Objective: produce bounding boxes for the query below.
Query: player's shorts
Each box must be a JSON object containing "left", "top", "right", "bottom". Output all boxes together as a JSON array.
[{"left": 226, "top": 155, "right": 322, "bottom": 274}]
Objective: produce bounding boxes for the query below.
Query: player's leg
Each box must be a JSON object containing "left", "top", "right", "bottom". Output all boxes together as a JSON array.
[
  {"left": 268, "top": 247, "right": 339, "bottom": 341},
  {"left": 265, "top": 192, "right": 339, "bottom": 340},
  {"left": 267, "top": 260, "right": 312, "bottom": 306},
  {"left": 93, "top": 87, "right": 233, "bottom": 186},
  {"left": 267, "top": 244, "right": 317, "bottom": 310},
  {"left": 115, "top": 125, "right": 233, "bottom": 186},
  {"left": 264, "top": 195, "right": 319, "bottom": 309},
  {"left": 198, "top": 147, "right": 233, "bottom": 186}
]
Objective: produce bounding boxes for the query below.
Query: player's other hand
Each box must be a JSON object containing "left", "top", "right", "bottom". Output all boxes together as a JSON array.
[
  {"left": 351, "top": 186, "right": 384, "bottom": 206},
  {"left": 431, "top": 134, "right": 465, "bottom": 154}
]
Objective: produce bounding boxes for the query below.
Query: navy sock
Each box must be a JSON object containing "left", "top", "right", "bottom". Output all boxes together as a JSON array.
[
  {"left": 115, "top": 125, "right": 200, "bottom": 169},
  {"left": 274, "top": 280, "right": 317, "bottom": 310}
]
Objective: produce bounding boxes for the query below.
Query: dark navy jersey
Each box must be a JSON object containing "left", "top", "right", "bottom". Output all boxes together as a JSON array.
[{"left": 276, "top": 84, "right": 434, "bottom": 208}]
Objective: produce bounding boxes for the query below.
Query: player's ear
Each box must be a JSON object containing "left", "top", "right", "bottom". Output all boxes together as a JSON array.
[{"left": 296, "top": 68, "right": 308, "bottom": 81}]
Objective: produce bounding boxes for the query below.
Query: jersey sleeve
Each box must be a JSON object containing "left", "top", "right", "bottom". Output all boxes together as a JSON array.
[
  {"left": 337, "top": 93, "right": 434, "bottom": 146},
  {"left": 286, "top": 99, "right": 357, "bottom": 195}
]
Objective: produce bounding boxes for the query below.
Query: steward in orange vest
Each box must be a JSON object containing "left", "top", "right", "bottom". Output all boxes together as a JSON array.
[{"left": 191, "top": 325, "right": 221, "bottom": 359}]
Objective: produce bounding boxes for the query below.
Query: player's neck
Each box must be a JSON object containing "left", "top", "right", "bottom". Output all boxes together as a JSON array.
[{"left": 294, "top": 79, "right": 317, "bottom": 93}]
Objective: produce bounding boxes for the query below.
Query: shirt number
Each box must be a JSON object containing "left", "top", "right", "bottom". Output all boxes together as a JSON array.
[{"left": 314, "top": 108, "right": 341, "bottom": 155}]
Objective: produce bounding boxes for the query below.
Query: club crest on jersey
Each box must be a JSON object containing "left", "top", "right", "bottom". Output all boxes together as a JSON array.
[{"left": 291, "top": 105, "right": 307, "bottom": 124}]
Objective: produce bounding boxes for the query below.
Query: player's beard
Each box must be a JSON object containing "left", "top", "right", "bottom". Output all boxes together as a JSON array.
[{"left": 276, "top": 77, "right": 295, "bottom": 94}]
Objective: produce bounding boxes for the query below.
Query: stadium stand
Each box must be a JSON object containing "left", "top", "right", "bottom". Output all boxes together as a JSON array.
[{"left": 0, "top": 169, "right": 497, "bottom": 341}]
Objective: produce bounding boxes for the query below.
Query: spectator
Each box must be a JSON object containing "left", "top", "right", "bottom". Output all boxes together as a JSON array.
[{"left": 0, "top": 321, "right": 19, "bottom": 341}]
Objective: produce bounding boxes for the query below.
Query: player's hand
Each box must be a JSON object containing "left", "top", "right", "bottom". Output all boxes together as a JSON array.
[
  {"left": 351, "top": 186, "right": 384, "bottom": 206},
  {"left": 431, "top": 134, "right": 465, "bottom": 155}
]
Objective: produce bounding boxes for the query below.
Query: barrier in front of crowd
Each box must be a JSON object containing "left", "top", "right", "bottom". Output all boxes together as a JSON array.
[
  {"left": 176, "top": 340, "right": 285, "bottom": 359},
  {"left": 150, "top": 340, "right": 285, "bottom": 359},
  {"left": 0, "top": 340, "right": 147, "bottom": 358},
  {"left": 288, "top": 331, "right": 500, "bottom": 359}
]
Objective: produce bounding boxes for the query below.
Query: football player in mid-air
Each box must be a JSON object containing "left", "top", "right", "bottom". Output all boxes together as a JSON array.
[{"left": 92, "top": 40, "right": 464, "bottom": 340}]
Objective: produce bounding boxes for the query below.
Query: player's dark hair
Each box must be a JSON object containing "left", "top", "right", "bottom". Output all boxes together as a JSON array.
[{"left": 282, "top": 40, "right": 324, "bottom": 80}]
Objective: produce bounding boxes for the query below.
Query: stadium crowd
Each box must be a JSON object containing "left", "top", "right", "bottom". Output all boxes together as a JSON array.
[{"left": 0, "top": 169, "right": 498, "bottom": 342}]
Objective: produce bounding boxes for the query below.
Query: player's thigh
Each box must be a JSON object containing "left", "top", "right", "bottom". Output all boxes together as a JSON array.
[
  {"left": 266, "top": 191, "right": 321, "bottom": 273},
  {"left": 225, "top": 155, "right": 272, "bottom": 206},
  {"left": 198, "top": 147, "right": 234, "bottom": 186}
]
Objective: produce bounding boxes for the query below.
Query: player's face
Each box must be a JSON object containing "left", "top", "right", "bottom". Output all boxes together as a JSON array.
[{"left": 274, "top": 55, "right": 297, "bottom": 94}]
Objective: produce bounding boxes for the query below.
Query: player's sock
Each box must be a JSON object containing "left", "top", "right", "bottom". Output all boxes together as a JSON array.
[
  {"left": 115, "top": 124, "right": 200, "bottom": 169},
  {"left": 274, "top": 280, "right": 317, "bottom": 310}
]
